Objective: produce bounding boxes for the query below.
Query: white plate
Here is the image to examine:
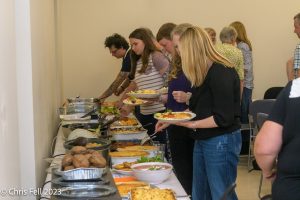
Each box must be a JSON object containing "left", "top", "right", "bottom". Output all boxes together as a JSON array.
[
  {"left": 112, "top": 164, "right": 134, "bottom": 176},
  {"left": 126, "top": 92, "right": 160, "bottom": 99},
  {"left": 111, "top": 156, "right": 141, "bottom": 165},
  {"left": 123, "top": 98, "right": 148, "bottom": 106},
  {"left": 154, "top": 112, "right": 196, "bottom": 123}
]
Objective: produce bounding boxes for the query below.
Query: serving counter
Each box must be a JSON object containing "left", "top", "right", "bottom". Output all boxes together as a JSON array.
[{"left": 42, "top": 120, "right": 190, "bottom": 199}]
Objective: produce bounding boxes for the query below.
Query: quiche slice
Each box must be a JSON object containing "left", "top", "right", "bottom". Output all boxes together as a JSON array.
[
  {"left": 116, "top": 181, "right": 150, "bottom": 197},
  {"left": 131, "top": 188, "right": 176, "bottom": 200}
]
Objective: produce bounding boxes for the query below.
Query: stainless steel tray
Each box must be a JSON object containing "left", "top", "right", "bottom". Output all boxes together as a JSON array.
[
  {"left": 54, "top": 167, "right": 107, "bottom": 180},
  {"left": 51, "top": 177, "right": 109, "bottom": 187},
  {"left": 54, "top": 185, "right": 116, "bottom": 198}
]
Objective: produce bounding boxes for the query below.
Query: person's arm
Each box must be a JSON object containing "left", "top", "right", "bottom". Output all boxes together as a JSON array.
[
  {"left": 115, "top": 81, "right": 137, "bottom": 108},
  {"left": 254, "top": 121, "right": 283, "bottom": 178},
  {"left": 174, "top": 66, "right": 239, "bottom": 129},
  {"left": 255, "top": 82, "right": 289, "bottom": 179},
  {"left": 99, "top": 71, "right": 128, "bottom": 99},
  {"left": 286, "top": 57, "right": 294, "bottom": 81},
  {"left": 152, "top": 51, "right": 170, "bottom": 76}
]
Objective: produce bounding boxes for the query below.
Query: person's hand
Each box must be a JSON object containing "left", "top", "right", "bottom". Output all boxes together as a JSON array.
[
  {"left": 172, "top": 91, "right": 189, "bottom": 103},
  {"left": 263, "top": 170, "right": 277, "bottom": 182},
  {"left": 155, "top": 121, "right": 170, "bottom": 132},
  {"left": 115, "top": 100, "right": 124, "bottom": 109}
]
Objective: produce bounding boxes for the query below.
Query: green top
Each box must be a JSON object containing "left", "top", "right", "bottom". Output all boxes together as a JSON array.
[{"left": 216, "top": 43, "right": 244, "bottom": 80}]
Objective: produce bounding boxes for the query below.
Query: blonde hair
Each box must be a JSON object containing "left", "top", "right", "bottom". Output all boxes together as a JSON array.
[
  {"left": 168, "top": 23, "right": 193, "bottom": 81},
  {"left": 179, "top": 26, "right": 233, "bottom": 87},
  {"left": 230, "top": 21, "right": 252, "bottom": 50}
]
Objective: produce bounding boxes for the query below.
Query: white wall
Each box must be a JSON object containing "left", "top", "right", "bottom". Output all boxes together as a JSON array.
[
  {"left": 0, "top": 0, "right": 60, "bottom": 198},
  {"left": 57, "top": 0, "right": 300, "bottom": 99},
  {"left": 0, "top": 1, "right": 21, "bottom": 198}
]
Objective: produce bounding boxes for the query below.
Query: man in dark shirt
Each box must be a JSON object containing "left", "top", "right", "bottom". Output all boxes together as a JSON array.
[
  {"left": 255, "top": 79, "right": 300, "bottom": 200},
  {"left": 99, "top": 33, "right": 131, "bottom": 100}
]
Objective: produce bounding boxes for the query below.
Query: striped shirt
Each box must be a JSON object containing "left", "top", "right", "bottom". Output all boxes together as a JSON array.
[
  {"left": 293, "top": 44, "right": 300, "bottom": 72},
  {"left": 134, "top": 52, "right": 169, "bottom": 115}
]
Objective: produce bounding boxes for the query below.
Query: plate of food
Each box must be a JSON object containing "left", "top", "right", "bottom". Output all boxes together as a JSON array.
[
  {"left": 110, "top": 117, "right": 142, "bottom": 128},
  {"left": 157, "top": 87, "right": 168, "bottom": 94},
  {"left": 127, "top": 89, "right": 160, "bottom": 99},
  {"left": 123, "top": 97, "right": 148, "bottom": 106},
  {"left": 110, "top": 151, "right": 149, "bottom": 165},
  {"left": 112, "top": 161, "right": 137, "bottom": 175},
  {"left": 154, "top": 111, "right": 196, "bottom": 123}
]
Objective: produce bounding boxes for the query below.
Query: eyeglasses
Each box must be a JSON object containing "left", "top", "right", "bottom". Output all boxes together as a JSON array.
[{"left": 110, "top": 48, "right": 119, "bottom": 55}]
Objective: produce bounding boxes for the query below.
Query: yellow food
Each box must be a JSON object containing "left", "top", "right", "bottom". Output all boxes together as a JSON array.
[
  {"left": 155, "top": 112, "right": 192, "bottom": 120},
  {"left": 116, "top": 181, "right": 150, "bottom": 197},
  {"left": 130, "top": 89, "right": 157, "bottom": 94},
  {"left": 117, "top": 145, "right": 158, "bottom": 151},
  {"left": 109, "top": 151, "right": 149, "bottom": 157},
  {"left": 85, "top": 143, "right": 102, "bottom": 148},
  {"left": 113, "top": 161, "right": 137, "bottom": 171},
  {"left": 131, "top": 188, "right": 176, "bottom": 200}
]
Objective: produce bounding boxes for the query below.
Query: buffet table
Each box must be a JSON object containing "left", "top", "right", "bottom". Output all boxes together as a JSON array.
[{"left": 42, "top": 120, "right": 190, "bottom": 199}]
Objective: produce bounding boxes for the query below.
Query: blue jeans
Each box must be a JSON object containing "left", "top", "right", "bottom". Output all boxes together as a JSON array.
[
  {"left": 192, "top": 130, "right": 242, "bottom": 200},
  {"left": 241, "top": 87, "right": 252, "bottom": 123}
]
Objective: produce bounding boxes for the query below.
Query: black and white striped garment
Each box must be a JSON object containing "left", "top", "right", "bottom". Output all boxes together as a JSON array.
[{"left": 134, "top": 54, "right": 166, "bottom": 115}]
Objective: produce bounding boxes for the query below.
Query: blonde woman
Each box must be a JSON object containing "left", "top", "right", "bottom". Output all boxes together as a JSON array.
[
  {"left": 230, "top": 21, "right": 253, "bottom": 124},
  {"left": 156, "top": 26, "right": 241, "bottom": 200}
]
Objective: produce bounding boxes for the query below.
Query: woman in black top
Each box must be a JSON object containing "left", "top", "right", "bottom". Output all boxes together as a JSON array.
[
  {"left": 255, "top": 79, "right": 300, "bottom": 200},
  {"left": 156, "top": 26, "right": 241, "bottom": 200}
]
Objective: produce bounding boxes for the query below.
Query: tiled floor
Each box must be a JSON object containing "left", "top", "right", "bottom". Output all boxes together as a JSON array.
[{"left": 236, "top": 157, "right": 272, "bottom": 200}]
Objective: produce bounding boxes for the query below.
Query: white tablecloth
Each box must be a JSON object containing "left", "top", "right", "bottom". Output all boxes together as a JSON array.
[{"left": 42, "top": 120, "right": 190, "bottom": 200}]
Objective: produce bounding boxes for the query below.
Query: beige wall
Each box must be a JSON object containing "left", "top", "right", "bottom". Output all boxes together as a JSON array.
[
  {"left": 30, "top": 0, "right": 61, "bottom": 188},
  {"left": 58, "top": 0, "right": 300, "bottom": 99}
]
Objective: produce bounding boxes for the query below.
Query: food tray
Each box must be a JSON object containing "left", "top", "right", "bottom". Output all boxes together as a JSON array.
[
  {"left": 110, "top": 117, "right": 142, "bottom": 129},
  {"left": 51, "top": 177, "right": 109, "bottom": 187},
  {"left": 54, "top": 167, "right": 107, "bottom": 180},
  {"left": 110, "top": 130, "right": 148, "bottom": 141},
  {"left": 53, "top": 185, "right": 116, "bottom": 198}
]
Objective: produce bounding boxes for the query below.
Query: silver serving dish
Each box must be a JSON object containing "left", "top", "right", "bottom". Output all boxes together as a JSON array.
[
  {"left": 54, "top": 185, "right": 116, "bottom": 198},
  {"left": 59, "top": 103, "right": 95, "bottom": 115},
  {"left": 51, "top": 177, "right": 109, "bottom": 187},
  {"left": 54, "top": 167, "right": 107, "bottom": 181},
  {"left": 67, "top": 97, "right": 100, "bottom": 104}
]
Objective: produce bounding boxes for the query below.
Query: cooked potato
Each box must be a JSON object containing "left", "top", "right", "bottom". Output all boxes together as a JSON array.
[
  {"left": 73, "top": 154, "right": 90, "bottom": 168},
  {"left": 71, "top": 146, "right": 87, "bottom": 154},
  {"left": 64, "top": 165, "right": 75, "bottom": 171},
  {"left": 62, "top": 154, "right": 73, "bottom": 167},
  {"left": 89, "top": 151, "right": 106, "bottom": 167}
]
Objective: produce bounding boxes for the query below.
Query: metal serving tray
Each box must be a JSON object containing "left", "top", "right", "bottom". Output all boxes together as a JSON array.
[
  {"left": 54, "top": 167, "right": 107, "bottom": 181},
  {"left": 53, "top": 185, "right": 116, "bottom": 198},
  {"left": 51, "top": 177, "right": 109, "bottom": 188}
]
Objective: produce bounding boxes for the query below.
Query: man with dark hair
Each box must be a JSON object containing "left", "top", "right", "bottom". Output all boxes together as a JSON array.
[
  {"left": 99, "top": 33, "right": 131, "bottom": 100},
  {"left": 156, "top": 23, "right": 176, "bottom": 56}
]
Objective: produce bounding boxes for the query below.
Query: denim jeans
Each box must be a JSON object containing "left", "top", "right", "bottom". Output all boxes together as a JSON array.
[
  {"left": 192, "top": 130, "right": 242, "bottom": 200},
  {"left": 241, "top": 87, "right": 252, "bottom": 123}
]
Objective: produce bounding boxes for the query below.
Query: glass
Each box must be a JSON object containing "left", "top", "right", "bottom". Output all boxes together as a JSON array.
[{"left": 152, "top": 143, "right": 166, "bottom": 161}]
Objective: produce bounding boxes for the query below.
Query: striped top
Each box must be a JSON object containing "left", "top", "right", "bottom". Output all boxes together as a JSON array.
[{"left": 134, "top": 51, "right": 169, "bottom": 115}]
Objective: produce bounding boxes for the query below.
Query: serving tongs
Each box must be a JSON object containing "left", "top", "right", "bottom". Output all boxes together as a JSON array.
[
  {"left": 80, "top": 107, "right": 97, "bottom": 118},
  {"left": 140, "top": 131, "right": 158, "bottom": 145}
]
